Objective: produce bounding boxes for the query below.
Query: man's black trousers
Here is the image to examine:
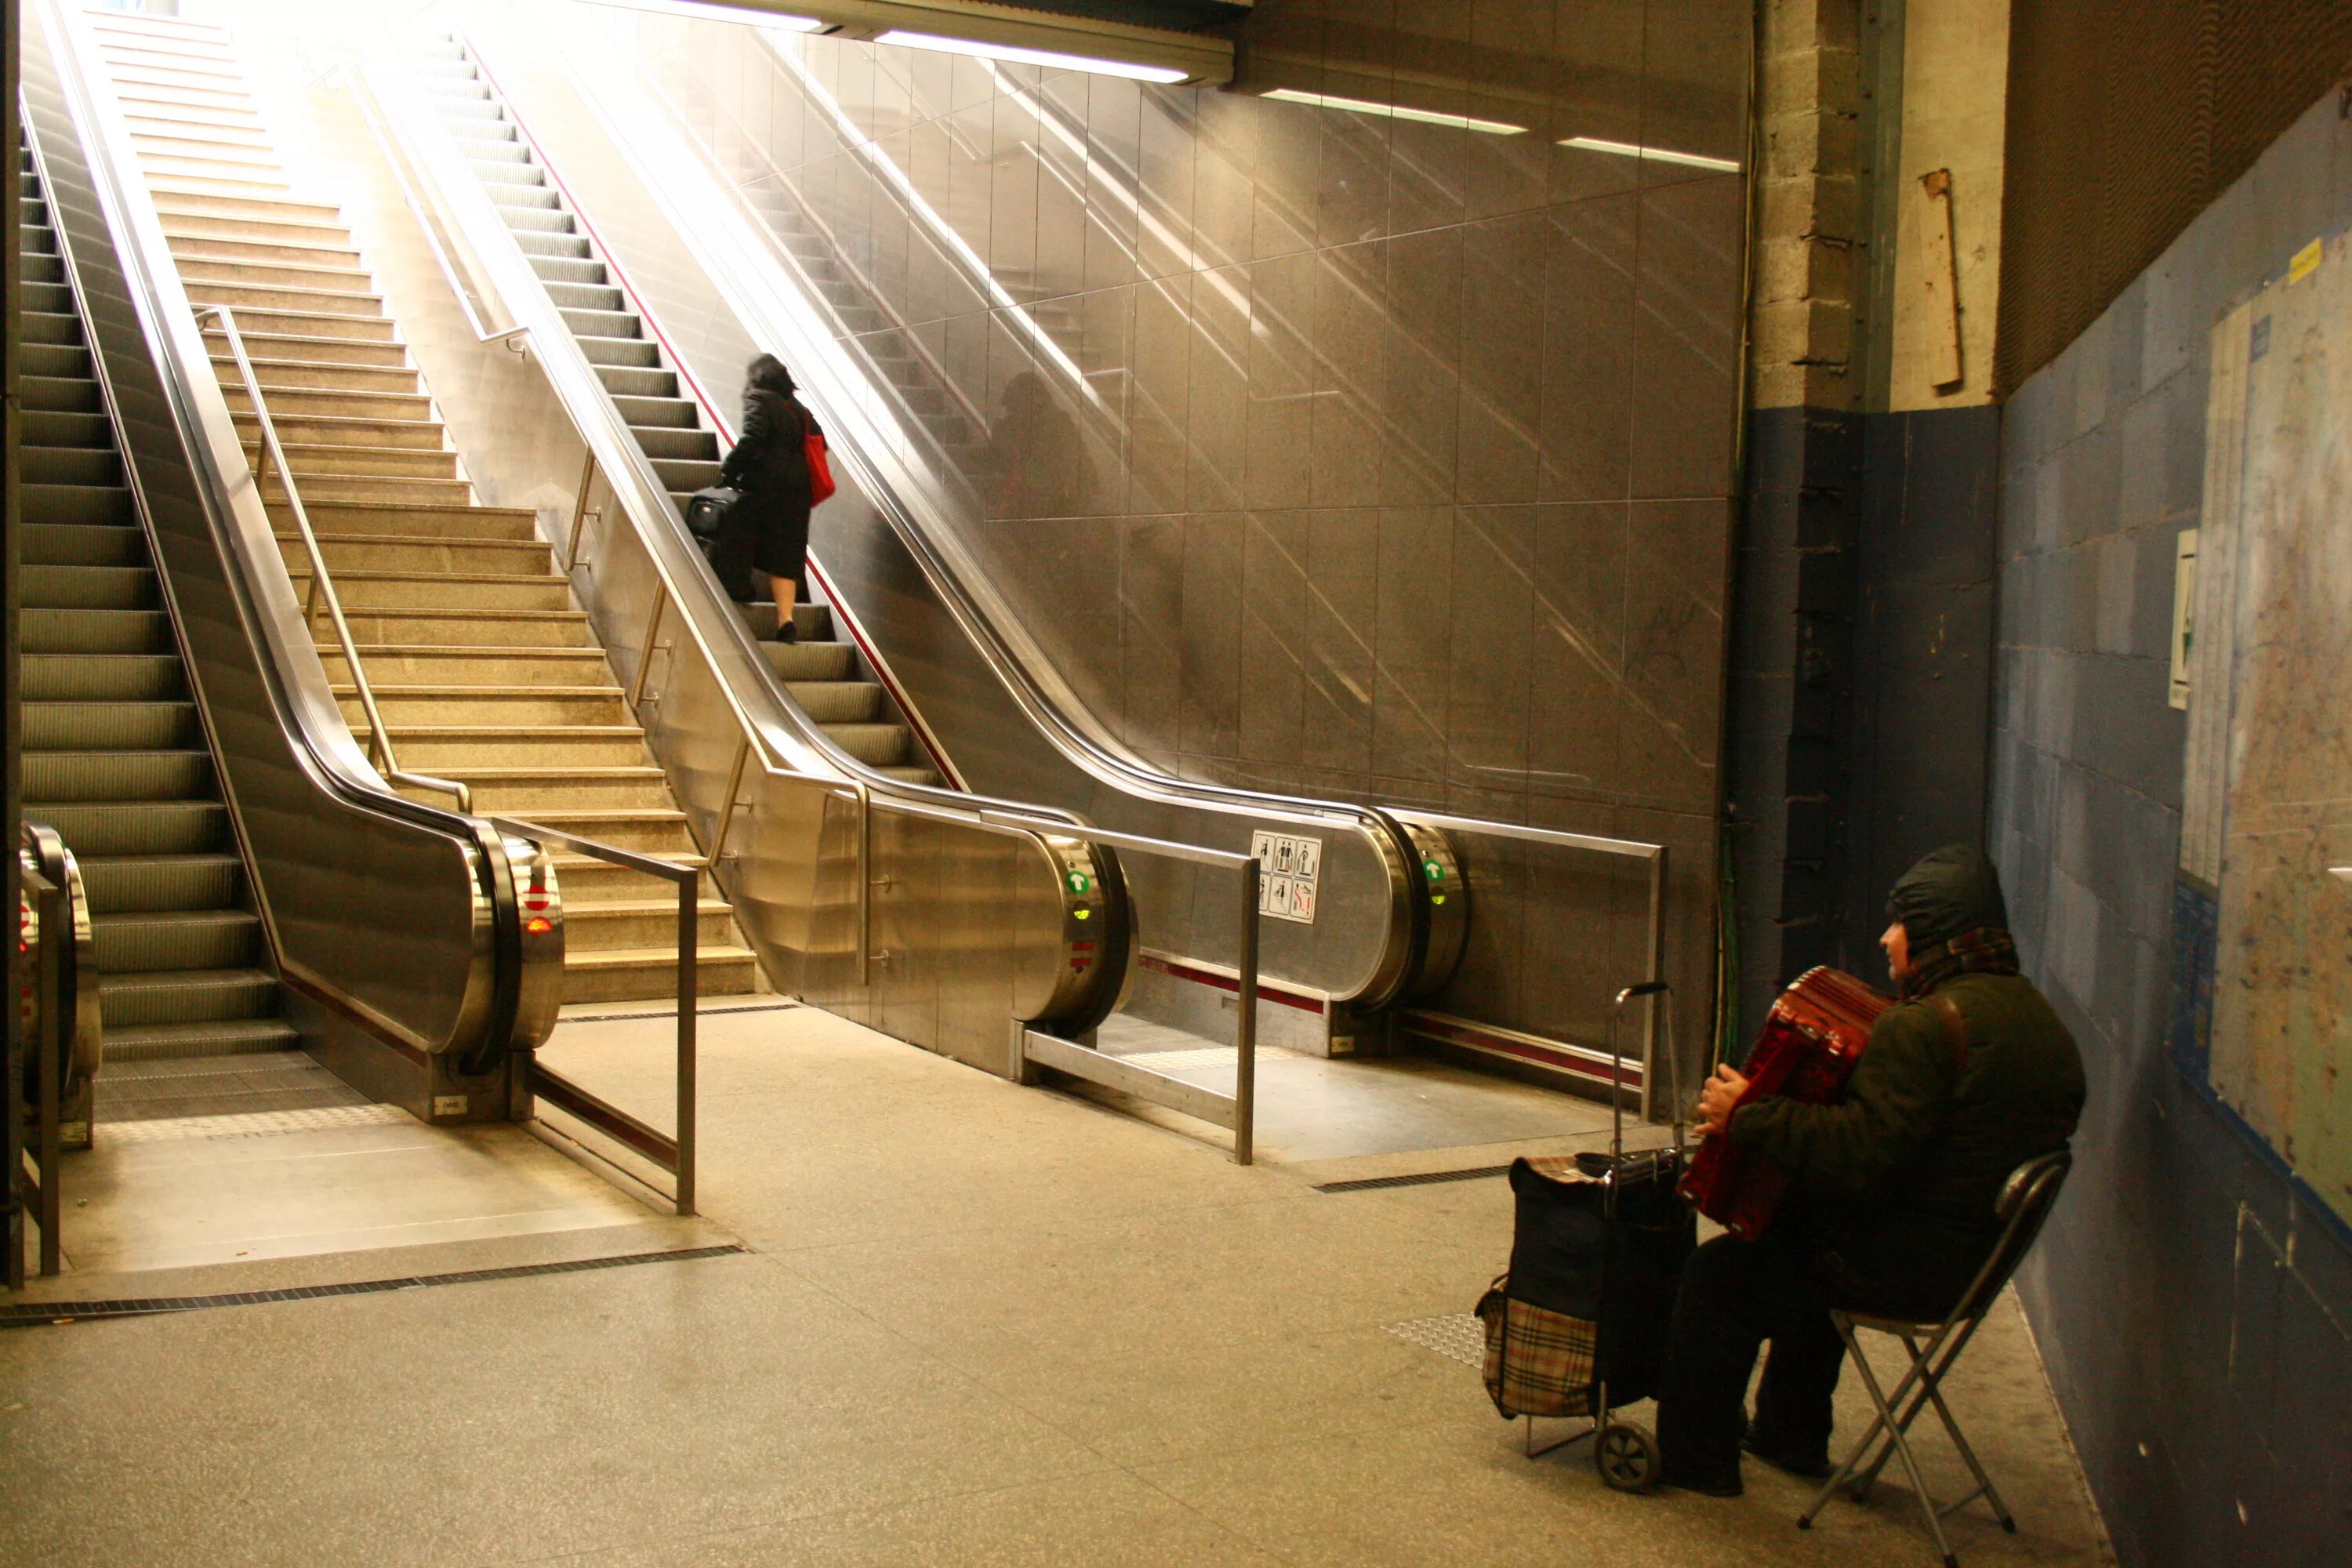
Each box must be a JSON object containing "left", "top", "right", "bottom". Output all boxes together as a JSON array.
[{"left": 1656, "top": 1232, "right": 1846, "bottom": 1486}]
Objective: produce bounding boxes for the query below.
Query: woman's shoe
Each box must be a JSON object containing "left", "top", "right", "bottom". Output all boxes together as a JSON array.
[{"left": 769, "top": 617, "right": 799, "bottom": 644}]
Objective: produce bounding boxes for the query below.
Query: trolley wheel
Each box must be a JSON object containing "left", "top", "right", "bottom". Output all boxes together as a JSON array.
[{"left": 1595, "top": 1421, "right": 1661, "bottom": 1493}]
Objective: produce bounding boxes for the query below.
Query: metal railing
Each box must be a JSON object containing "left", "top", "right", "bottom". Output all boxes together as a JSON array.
[
  {"left": 492, "top": 818, "right": 699, "bottom": 1214},
  {"left": 9, "top": 864, "right": 70, "bottom": 1284},
  {"left": 1400, "top": 813, "right": 1668, "bottom": 1107},
  {"left": 198, "top": 303, "right": 474, "bottom": 815}
]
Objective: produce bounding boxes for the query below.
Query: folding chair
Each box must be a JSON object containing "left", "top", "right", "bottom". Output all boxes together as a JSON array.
[{"left": 1797, "top": 1151, "right": 2074, "bottom": 1567}]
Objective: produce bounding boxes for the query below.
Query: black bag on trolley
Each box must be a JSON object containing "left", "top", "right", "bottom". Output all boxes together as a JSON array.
[
  {"left": 1474, "top": 980, "right": 1694, "bottom": 1491},
  {"left": 683, "top": 486, "right": 738, "bottom": 561}
]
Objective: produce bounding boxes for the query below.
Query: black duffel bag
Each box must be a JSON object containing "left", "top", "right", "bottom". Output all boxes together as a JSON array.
[{"left": 683, "top": 486, "right": 738, "bottom": 560}]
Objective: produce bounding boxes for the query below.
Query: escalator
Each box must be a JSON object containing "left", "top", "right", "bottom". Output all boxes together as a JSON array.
[
  {"left": 18, "top": 141, "right": 321, "bottom": 1127},
  {"left": 412, "top": 37, "right": 946, "bottom": 788}
]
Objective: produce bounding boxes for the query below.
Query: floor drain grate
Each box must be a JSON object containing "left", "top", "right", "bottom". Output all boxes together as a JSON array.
[
  {"left": 99, "top": 1104, "right": 409, "bottom": 1144},
  {"left": 1316, "top": 1164, "right": 1513, "bottom": 1193},
  {"left": 0, "top": 1244, "right": 750, "bottom": 1327},
  {"left": 1386, "top": 1312, "right": 1486, "bottom": 1368}
]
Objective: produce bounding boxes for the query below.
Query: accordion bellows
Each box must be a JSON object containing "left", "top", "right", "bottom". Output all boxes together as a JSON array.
[{"left": 1677, "top": 965, "right": 1893, "bottom": 1240}]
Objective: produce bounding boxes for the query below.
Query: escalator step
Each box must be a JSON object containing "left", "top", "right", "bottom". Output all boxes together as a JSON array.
[
  {"left": 21, "top": 521, "right": 146, "bottom": 567},
  {"left": 24, "top": 653, "right": 185, "bottom": 701},
  {"left": 93, "top": 908, "right": 262, "bottom": 974},
  {"left": 24, "top": 748, "right": 212, "bottom": 802},
  {"left": 21, "top": 607, "right": 173, "bottom": 654},
  {"left": 612, "top": 394, "right": 699, "bottom": 429},
  {"left": 576, "top": 334, "right": 660, "bottom": 369},
  {"left": 21, "top": 372, "right": 102, "bottom": 412},
  {"left": 20, "top": 341, "right": 91, "bottom": 378},
  {"left": 100, "top": 968, "right": 278, "bottom": 1027},
  {"left": 21, "top": 309, "right": 82, "bottom": 345},
  {"left": 630, "top": 424, "right": 718, "bottom": 461},
  {"left": 24, "top": 481, "right": 136, "bottom": 526},
  {"left": 20, "top": 445, "right": 124, "bottom": 487},
  {"left": 24, "top": 250, "right": 64, "bottom": 285},
  {"left": 78, "top": 852, "right": 245, "bottom": 915},
  {"left": 20, "top": 700, "right": 199, "bottom": 750},
  {"left": 22, "top": 561, "right": 156, "bottom": 610},
  {"left": 22, "top": 408, "right": 114, "bottom": 448},
  {"left": 24, "top": 279, "right": 75, "bottom": 314},
  {"left": 595, "top": 365, "right": 679, "bottom": 397},
  {"left": 100, "top": 1017, "right": 300, "bottom": 1063},
  {"left": 32, "top": 800, "right": 228, "bottom": 856}
]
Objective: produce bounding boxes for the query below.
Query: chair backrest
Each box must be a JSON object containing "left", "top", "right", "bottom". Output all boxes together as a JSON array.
[{"left": 1947, "top": 1149, "right": 2073, "bottom": 1324}]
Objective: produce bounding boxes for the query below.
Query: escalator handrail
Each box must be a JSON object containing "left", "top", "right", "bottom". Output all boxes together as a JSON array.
[{"left": 195, "top": 303, "right": 475, "bottom": 816}]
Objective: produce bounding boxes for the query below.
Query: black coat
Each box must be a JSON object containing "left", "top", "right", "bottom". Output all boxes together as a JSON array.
[{"left": 715, "top": 387, "right": 818, "bottom": 579}]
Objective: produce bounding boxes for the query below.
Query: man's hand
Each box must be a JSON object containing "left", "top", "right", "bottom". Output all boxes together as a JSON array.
[{"left": 1697, "top": 1063, "right": 1751, "bottom": 1138}]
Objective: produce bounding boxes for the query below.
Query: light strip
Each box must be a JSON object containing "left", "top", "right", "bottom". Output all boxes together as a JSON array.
[
  {"left": 1262, "top": 88, "right": 1525, "bottom": 136},
  {"left": 873, "top": 28, "right": 1189, "bottom": 83},
  {"left": 1558, "top": 135, "right": 1740, "bottom": 172},
  {"left": 585, "top": 0, "right": 826, "bottom": 30}
]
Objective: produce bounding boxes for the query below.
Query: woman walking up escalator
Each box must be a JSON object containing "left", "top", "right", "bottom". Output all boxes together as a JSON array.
[{"left": 714, "top": 354, "right": 823, "bottom": 644}]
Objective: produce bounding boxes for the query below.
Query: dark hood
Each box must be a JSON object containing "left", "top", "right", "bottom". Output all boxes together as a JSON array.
[
  {"left": 747, "top": 354, "right": 796, "bottom": 395},
  {"left": 1886, "top": 844, "right": 2009, "bottom": 952}
]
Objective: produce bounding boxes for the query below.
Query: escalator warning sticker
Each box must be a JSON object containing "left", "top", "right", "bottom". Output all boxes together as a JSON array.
[{"left": 1250, "top": 831, "right": 1322, "bottom": 925}]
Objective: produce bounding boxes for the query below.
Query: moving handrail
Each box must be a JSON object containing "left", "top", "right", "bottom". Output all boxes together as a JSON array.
[{"left": 197, "top": 303, "right": 474, "bottom": 816}]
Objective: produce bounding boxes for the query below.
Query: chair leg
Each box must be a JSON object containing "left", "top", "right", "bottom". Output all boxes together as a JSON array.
[
  {"left": 1800, "top": 1317, "right": 1890, "bottom": 1526},
  {"left": 1800, "top": 1320, "right": 1961, "bottom": 1567},
  {"left": 1900, "top": 1331, "right": 2017, "bottom": 1532}
]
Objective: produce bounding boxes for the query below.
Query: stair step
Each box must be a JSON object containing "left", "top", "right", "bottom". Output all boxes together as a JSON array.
[
  {"left": 336, "top": 608, "right": 591, "bottom": 646},
  {"left": 286, "top": 569, "right": 576, "bottom": 612},
  {"left": 379, "top": 725, "right": 650, "bottom": 768},
  {"left": 184, "top": 278, "right": 386, "bottom": 318},
  {"left": 213, "top": 355, "right": 419, "bottom": 394},
  {"left": 281, "top": 534, "right": 550, "bottom": 574},
  {"left": 247, "top": 442, "right": 459, "bottom": 481},
  {"left": 176, "top": 254, "right": 376, "bottom": 295},
  {"left": 212, "top": 331, "right": 412, "bottom": 368},
  {"left": 560, "top": 945, "right": 760, "bottom": 1004},
  {"left": 337, "top": 687, "right": 634, "bottom": 725},
  {"left": 564, "top": 900, "right": 739, "bottom": 952},
  {"left": 318, "top": 645, "right": 610, "bottom": 686},
  {"left": 221, "top": 385, "right": 430, "bottom": 421},
  {"left": 267, "top": 499, "right": 539, "bottom": 539},
  {"left": 489, "top": 808, "right": 699, "bottom": 853}
]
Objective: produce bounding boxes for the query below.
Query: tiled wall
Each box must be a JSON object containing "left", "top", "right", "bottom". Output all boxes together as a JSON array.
[
  {"left": 639, "top": 0, "right": 1750, "bottom": 1046},
  {"left": 1995, "top": 89, "right": 2352, "bottom": 1568}
]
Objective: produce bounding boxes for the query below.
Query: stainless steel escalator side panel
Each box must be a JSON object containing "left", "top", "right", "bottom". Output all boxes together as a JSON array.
[
  {"left": 458, "top": 2, "right": 1431, "bottom": 1014},
  {"left": 22, "top": 0, "right": 523, "bottom": 1085},
  {"left": 357, "top": 40, "right": 1106, "bottom": 1066}
]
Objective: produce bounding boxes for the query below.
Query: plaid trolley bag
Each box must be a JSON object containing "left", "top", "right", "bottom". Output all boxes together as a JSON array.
[{"left": 1476, "top": 981, "right": 1696, "bottom": 1491}]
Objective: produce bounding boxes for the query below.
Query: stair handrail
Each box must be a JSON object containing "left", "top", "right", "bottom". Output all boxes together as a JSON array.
[
  {"left": 194, "top": 303, "right": 474, "bottom": 815},
  {"left": 340, "top": 59, "right": 531, "bottom": 354}
]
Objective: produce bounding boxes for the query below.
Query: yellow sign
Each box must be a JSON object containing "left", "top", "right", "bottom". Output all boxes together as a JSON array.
[{"left": 2288, "top": 237, "right": 2324, "bottom": 283}]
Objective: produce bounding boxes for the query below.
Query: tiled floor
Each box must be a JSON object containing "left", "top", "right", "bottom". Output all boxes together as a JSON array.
[{"left": 0, "top": 1006, "right": 2111, "bottom": 1566}]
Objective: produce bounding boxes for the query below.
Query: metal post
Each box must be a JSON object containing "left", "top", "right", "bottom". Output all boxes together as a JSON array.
[
  {"left": 564, "top": 450, "right": 598, "bottom": 571},
  {"left": 34, "top": 877, "right": 62, "bottom": 1277},
  {"left": 1233, "top": 857, "right": 1259, "bottom": 1167},
  {"left": 854, "top": 779, "right": 872, "bottom": 986},
  {"left": 629, "top": 583, "right": 668, "bottom": 707},
  {"left": 1642, "top": 847, "right": 1667, "bottom": 1121},
  {"left": 711, "top": 735, "right": 750, "bottom": 865},
  {"left": 673, "top": 865, "right": 696, "bottom": 1217}
]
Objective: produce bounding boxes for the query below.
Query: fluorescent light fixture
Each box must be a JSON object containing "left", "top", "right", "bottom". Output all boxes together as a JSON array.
[
  {"left": 1559, "top": 135, "right": 1739, "bottom": 172},
  {"left": 585, "top": 0, "right": 825, "bottom": 31},
  {"left": 1263, "top": 87, "right": 1525, "bottom": 136},
  {"left": 873, "top": 28, "right": 1189, "bottom": 83}
]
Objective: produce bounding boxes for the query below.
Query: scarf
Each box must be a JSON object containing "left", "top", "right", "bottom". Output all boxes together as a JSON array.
[{"left": 1900, "top": 925, "right": 2019, "bottom": 1000}]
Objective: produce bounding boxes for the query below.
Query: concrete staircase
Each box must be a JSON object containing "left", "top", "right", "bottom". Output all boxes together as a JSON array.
[
  {"left": 410, "top": 34, "right": 942, "bottom": 787},
  {"left": 90, "top": 9, "right": 760, "bottom": 1004}
]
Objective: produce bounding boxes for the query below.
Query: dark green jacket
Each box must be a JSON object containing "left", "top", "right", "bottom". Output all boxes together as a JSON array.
[{"left": 1730, "top": 971, "right": 2086, "bottom": 1314}]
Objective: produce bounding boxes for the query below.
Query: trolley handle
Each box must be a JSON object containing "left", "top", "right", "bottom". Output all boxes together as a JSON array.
[{"left": 1608, "top": 980, "right": 1686, "bottom": 1165}]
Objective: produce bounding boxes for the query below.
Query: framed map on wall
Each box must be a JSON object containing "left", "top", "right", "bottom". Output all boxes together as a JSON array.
[{"left": 2175, "top": 232, "right": 2352, "bottom": 1226}]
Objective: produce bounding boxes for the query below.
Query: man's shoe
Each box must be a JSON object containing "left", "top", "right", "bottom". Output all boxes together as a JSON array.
[
  {"left": 1741, "top": 1424, "right": 1831, "bottom": 1479},
  {"left": 1657, "top": 1465, "right": 1743, "bottom": 1498}
]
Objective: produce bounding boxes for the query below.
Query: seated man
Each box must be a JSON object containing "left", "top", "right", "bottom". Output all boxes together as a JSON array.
[{"left": 1656, "top": 845, "right": 2086, "bottom": 1496}]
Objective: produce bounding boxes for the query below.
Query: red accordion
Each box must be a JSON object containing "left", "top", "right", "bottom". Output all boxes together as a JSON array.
[{"left": 1678, "top": 966, "right": 1893, "bottom": 1240}]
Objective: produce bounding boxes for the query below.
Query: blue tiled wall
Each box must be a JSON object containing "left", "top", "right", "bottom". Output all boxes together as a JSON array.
[{"left": 1994, "top": 88, "right": 2352, "bottom": 1568}]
